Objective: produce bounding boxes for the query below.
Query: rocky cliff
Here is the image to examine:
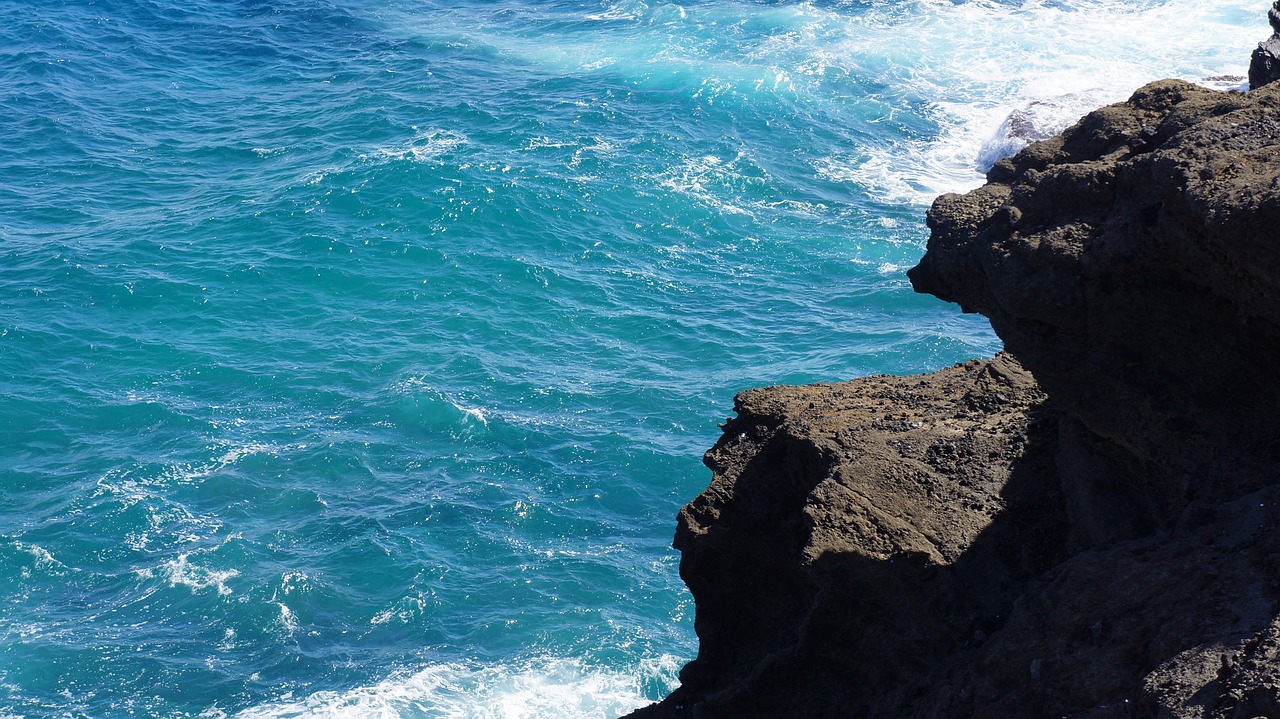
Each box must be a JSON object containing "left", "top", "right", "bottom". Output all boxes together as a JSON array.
[
  {"left": 625, "top": 79, "right": 1280, "bottom": 718},
  {"left": 1250, "top": 1, "right": 1280, "bottom": 89}
]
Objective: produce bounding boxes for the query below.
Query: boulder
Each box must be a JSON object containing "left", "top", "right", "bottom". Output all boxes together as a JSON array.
[{"left": 1249, "top": 2, "right": 1280, "bottom": 90}]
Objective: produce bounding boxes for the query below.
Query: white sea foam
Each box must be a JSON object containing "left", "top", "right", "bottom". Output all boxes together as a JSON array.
[
  {"left": 139, "top": 553, "right": 240, "bottom": 596},
  {"left": 805, "top": 0, "right": 1263, "bottom": 204},
  {"left": 568, "top": 136, "right": 616, "bottom": 169},
  {"left": 450, "top": 0, "right": 1259, "bottom": 205},
  {"left": 230, "top": 656, "right": 683, "bottom": 719},
  {"left": 164, "top": 441, "right": 300, "bottom": 485},
  {"left": 275, "top": 601, "right": 299, "bottom": 636},
  {"left": 91, "top": 468, "right": 229, "bottom": 552},
  {"left": 20, "top": 542, "right": 59, "bottom": 568},
  {"left": 11, "top": 541, "right": 72, "bottom": 576},
  {"left": 387, "top": 377, "right": 492, "bottom": 428},
  {"left": 657, "top": 151, "right": 766, "bottom": 216},
  {"left": 974, "top": 90, "right": 1120, "bottom": 170},
  {"left": 439, "top": 0, "right": 1260, "bottom": 206},
  {"left": 370, "top": 591, "right": 433, "bottom": 626},
  {"left": 366, "top": 129, "right": 469, "bottom": 165}
]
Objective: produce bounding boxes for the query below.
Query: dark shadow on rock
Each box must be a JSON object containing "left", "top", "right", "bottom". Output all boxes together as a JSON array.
[
  {"left": 627, "top": 354, "right": 1280, "bottom": 719},
  {"left": 1250, "top": 1, "right": 1280, "bottom": 90},
  {"left": 627, "top": 78, "right": 1280, "bottom": 719},
  {"left": 625, "top": 356, "right": 1073, "bottom": 718}
]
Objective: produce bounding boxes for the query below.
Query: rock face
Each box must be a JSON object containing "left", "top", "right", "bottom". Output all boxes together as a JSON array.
[
  {"left": 1250, "top": 2, "right": 1280, "bottom": 90},
  {"left": 625, "top": 80, "right": 1280, "bottom": 718},
  {"left": 911, "top": 79, "right": 1280, "bottom": 549}
]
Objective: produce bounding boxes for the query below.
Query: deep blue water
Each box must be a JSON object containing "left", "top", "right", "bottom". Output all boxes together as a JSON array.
[{"left": 0, "top": 0, "right": 1261, "bottom": 716}]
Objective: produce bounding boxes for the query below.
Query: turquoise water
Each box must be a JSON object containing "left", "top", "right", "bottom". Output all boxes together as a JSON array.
[{"left": 0, "top": 0, "right": 1261, "bottom": 716}]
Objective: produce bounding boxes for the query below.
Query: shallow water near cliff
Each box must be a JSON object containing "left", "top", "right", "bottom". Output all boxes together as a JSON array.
[{"left": 0, "top": 0, "right": 1261, "bottom": 716}]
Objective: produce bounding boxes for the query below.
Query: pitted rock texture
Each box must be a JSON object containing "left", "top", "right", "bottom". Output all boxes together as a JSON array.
[
  {"left": 626, "top": 80, "right": 1280, "bottom": 718},
  {"left": 1250, "top": 2, "right": 1280, "bottom": 90},
  {"left": 627, "top": 354, "right": 1067, "bottom": 718},
  {"left": 911, "top": 79, "right": 1280, "bottom": 548}
]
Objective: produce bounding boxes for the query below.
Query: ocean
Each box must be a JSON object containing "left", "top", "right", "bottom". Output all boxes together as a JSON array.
[{"left": 0, "top": 0, "right": 1262, "bottom": 716}]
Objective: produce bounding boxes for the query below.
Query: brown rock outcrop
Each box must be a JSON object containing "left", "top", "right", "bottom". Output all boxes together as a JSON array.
[
  {"left": 629, "top": 354, "right": 1065, "bottom": 718},
  {"left": 910, "top": 79, "right": 1280, "bottom": 548},
  {"left": 1250, "top": 1, "right": 1280, "bottom": 90},
  {"left": 626, "top": 80, "right": 1280, "bottom": 718}
]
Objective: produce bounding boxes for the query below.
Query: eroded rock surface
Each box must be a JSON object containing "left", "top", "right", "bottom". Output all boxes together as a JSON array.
[
  {"left": 910, "top": 79, "right": 1280, "bottom": 547},
  {"left": 1250, "top": 2, "right": 1280, "bottom": 90},
  {"left": 628, "top": 354, "right": 1064, "bottom": 718},
  {"left": 625, "top": 80, "right": 1280, "bottom": 718}
]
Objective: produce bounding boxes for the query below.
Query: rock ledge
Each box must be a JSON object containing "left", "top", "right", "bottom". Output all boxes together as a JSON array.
[{"left": 626, "top": 80, "right": 1280, "bottom": 718}]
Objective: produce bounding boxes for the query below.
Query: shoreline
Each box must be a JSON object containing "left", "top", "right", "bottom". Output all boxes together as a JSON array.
[{"left": 628, "top": 77, "right": 1280, "bottom": 718}]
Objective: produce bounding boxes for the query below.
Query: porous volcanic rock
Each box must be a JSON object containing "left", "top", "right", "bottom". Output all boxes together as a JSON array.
[
  {"left": 627, "top": 354, "right": 1065, "bottom": 718},
  {"left": 625, "top": 80, "right": 1280, "bottom": 718},
  {"left": 1249, "top": 1, "right": 1280, "bottom": 90},
  {"left": 910, "top": 79, "right": 1280, "bottom": 548}
]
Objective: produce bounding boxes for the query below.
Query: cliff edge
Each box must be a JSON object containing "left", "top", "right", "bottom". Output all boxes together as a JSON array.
[{"left": 626, "top": 79, "right": 1280, "bottom": 718}]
